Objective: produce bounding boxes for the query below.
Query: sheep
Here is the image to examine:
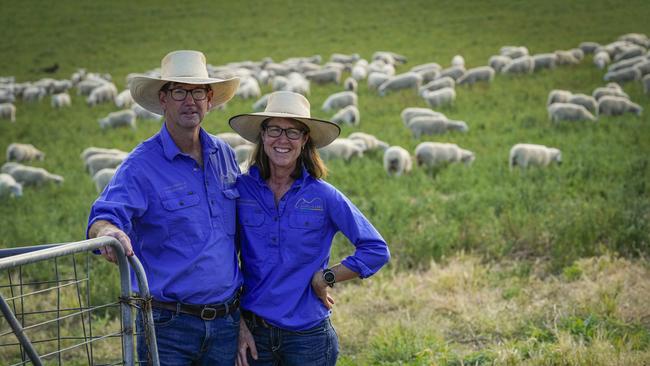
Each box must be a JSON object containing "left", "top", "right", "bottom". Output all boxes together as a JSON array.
[
  {"left": 451, "top": 55, "right": 465, "bottom": 68},
  {"left": 643, "top": 74, "right": 650, "bottom": 94},
  {"left": 570, "top": 48, "right": 585, "bottom": 62},
  {"left": 438, "top": 65, "right": 466, "bottom": 81},
  {"left": 22, "top": 86, "right": 46, "bottom": 102},
  {"left": 131, "top": 103, "right": 162, "bottom": 120},
  {"left": 604, "top": 67, "right": 641, "bottom": 83},
  {"left": 634, "top": 60, "right": 650, "bottom": 76},
  {"left": 421, "top": 87, "right": 456, "bottom": 108},
  {"left": 618, "top": 33, "right": 650, "bottom": 48},
  {"left": 377, "top": 72, "right": 422, "bottom": 96},
  {"left": 347, "top": 132, "right": 389, "bottom": 152},
  {"left": 500, "top": 46, "right": 529, "bottom": 59},
  {"left": 330, "top": 53, "right": 360, "bottom": 65},
  {"left": 216, "top": 132, "right": 251, "bottom": 148},
  {"left": 318, "top": 138, "right": 364, "bottom": 161},
  {"left": 0, "top": 89, "right": 14, "bottom": 103},
  {"left": 383, "top": 146, "right": 412, "bottom": 177},
  {"left": 593, "top": 51, "right": 611, "bottom": 69},
  {"left": 305, "top": 68, "right": 341, "bottom": 84},
  {"left": 372, "top": 51, "right": 407, "bottom": 65},
  {"left": 235, "top": 77, "right": 262, "bottom": 99},
  {"left": 554, "top": 50, "right": 580, "bottom": 65},
  {"left": 608, "top": 56, "right": 647, "bottom": 73},
  {"left": 407, "top": 115, "right": 468, "bottom": 138},
  {"left": 271, "top": 76, "right": 290, "bottom": 91},
  {"left": 343, "top": 77, "right": 358, "bottom": 92},
  {"left": 613, "top": 45, "right": 646, "bottom": 62},
  {"left": 331, "top": 105, "right": 360, "bottom": 126},
  {"left": 80, "top": 147, "right": 128, "bottom": 161},
  {"left": 351, "top": 64, "right": 368, "bottom": 81},
  {"left": 597, "top": 96, "right": 643, "bottom": 116},
  {"left": 115, "top": 89, "right": 134, "bottom": 108},
  {"left": 322, "top": 91, "right": 357, "bottom": 113},
  {"left": 51, "top": 93, "right": 71, "bottom": 109},
  {"left": 286, "top": 72, "right": 310, "bottom": 96},
  {"left": 85, "top": 153, "right": 126, "bottom": 177},
  {"left": 51, "top": 79, "right": 72, "bottom": 94},
  {"left": 501, "top": 56, "right": 534, "bottom": 74},
  {"left": 532, "top": 53, "right": 557, "bottom": 71},
  {"left": 87, "top": 83, "right": 118, "bottom": 106},
  {"left": 547, "top": 89, "right": 573, "bottom": 106},
  {"left": 93, "top": 168, "right": 116, "bottom": 193},
  {"left": 509, "top": 144, "right": 562, "bottom": 169},
  {"left": 368, "top": 60, "right": 396, "bottom": 76},
  {"left": 7, "top": 143, "right": 45, "bottom": 162},
  {"left": 76, "top": 79, "right": 106, "bottom": 96},
  {"left": 579, "top": 42, "right": 601, "bottom": 54},
  {"left": 568, "top": 94, "right": 598, "bottom": 115},
  {"left": 0, "top": 173, "right": 22, "bottom": 198},
  {"left": 99, "top": 109, "right": 137, "bottom": 129},
  {"left": 415, "top": 142, "right": 475, "bottom": 168},
  {"left": 251, "top": 94, "right": 270, "bottom": 112},
  {"left": 547, "top": 103, "right": 596, "bottom": 122},
  {"left": 367, "top": 72, "right": 390, "bottom": 90},
  {"left": 0, "top": 103, "right": 16, "bottom": 122},
  {"left": 488, "top": 55, "right": 512, "bottom": 73},
  {"left": 592, "top": 86, "right": 629, "bottom": 101},
  {"left": 233, "top": 144, "right": 255, "bottom": 165},
  {"left": 411, "top": 62, "right": 442, "bottom": 74},
  {"left": 400, "top": 107, "right": 446, "bottom": 126},
  {"left": 6, "top": 165, "right": 64, "bottom": 186},
  {"left": 418, "top": 76, "right": 455, "bottom": 96},
  {"left": 456, "top": 66, "right": 495, "bottom": 86},
  {"left": 1, "top": 162, "right": 21, "bottom": 174}
]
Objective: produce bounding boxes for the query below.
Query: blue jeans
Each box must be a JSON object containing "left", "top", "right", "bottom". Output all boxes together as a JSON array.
[
  {"left": 244, "top": 317, "right": 339, "bottom": 366},
  {"left": 136, "top": 306, "right": 240, "bottom": 365}
]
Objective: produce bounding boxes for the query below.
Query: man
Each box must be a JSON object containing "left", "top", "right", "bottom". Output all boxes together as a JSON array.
[{"left": 86, "top": 50, "right": 242, "bottom": 365}]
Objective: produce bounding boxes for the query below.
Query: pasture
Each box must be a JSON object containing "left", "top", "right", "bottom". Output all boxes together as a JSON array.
[{"left": 1, "top": 0, "right": 649, "bottom": 364}]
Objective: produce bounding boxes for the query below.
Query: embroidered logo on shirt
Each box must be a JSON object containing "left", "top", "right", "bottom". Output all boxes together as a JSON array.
[{"left": 295, "top": 197, "right": 323, "bottom": 211}]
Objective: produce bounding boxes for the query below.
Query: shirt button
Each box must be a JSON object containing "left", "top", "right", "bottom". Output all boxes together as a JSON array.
[
  {"left": 179, "top": 201, "right": 185, "bottom": 206},
  {"left": 274, "top": 217, "right": 278, "bottom": 222},
  {"left": 211, "top": 200, "right": 215, "bottom": 205},
  {"left": 194, "top": 168, "right": 199, "bottom": 172}
]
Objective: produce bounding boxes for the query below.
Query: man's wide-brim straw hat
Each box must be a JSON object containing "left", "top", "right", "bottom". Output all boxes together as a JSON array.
[
  {"left": 128, "top": 50, "right": 240, "bottom": 115},
  {"left": 229, "top": 91, "right": 340, "bottom": 148}
]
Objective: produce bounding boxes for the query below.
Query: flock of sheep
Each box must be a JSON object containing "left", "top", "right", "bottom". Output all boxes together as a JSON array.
[{"left": 1, "top": 32, "right": 649, "bottom": 197}]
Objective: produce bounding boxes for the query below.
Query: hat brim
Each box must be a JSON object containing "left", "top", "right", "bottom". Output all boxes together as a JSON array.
[
  {"left": 128, "top": 75, "right": 240, "bottom": 115},
  {"left": 229, "top": 112, "right": 341, "bottom": 149}
]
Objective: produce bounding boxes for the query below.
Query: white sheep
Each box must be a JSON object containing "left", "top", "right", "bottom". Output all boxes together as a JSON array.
[
  {"left": 593, "top": 51, "right": 611, "bottom": 69},
  {"left": 598, "top": 96, "right": 643, "bottom": 116},
  {"left": 418, "top": 76, "right": 455, "bottom": 96},
  {"left": 93, "top": 168, "right": 116, "bottom": 193},
  {"left": 438, "top": 66, "right": 466, "bottom": 81},
  {"left": 554, "top": 50, "right": 580, "bottom": 65},
  {"left": 547, "top": 89, "right": 573, "bottom": 106},
  {"left": 451, "top": 55, "right": 465, "bottom": 68},
  {"left": 347, "top": 132, "right": 389, "bottom": 152},
  {"left": 322, "top": 91, "right": 357, "bottom": 113},
  {"left": 0, "top": 103, "right": 16, "bottom": 122},
  {"left": 305, "top": 68, "right": 341, "bottom": 84},
  {"left": 271, "top": 76, "right": 290, "bottom": 91},
  {"left": 331, "top": 105, "right": 360, "bottom": 126},
  {"left": 415, "top": 142, "right": 475, "bottom": 168},
  {"left": 87, "top": 83, "right": 118, "bottom": 106},
  {"left": 547, "top": 103, "right": 596, "bottom": 122},
  {"left": 383, "top": 146, "right": 412, "bottom": 177},
  {"left": 236, "top": 77, "right": 262, "bottom": 99},
  {"left": 6, "top": 165, "right": 64, "bottom": 186},
  {"left": 368, "top": 60, "right": 396, "bottom": 76},
  {"left": 115, "top": 89, "right": 134, "bottom": 108},
  {"left": 80, "top": 147, "right": 128, "bottom": 161},
  {"left": 532, "top": 53, "right": 558, "bottom": 71},
  {"left": 488, "top": 55, "right": 512, "bottom": 73},
  {"left": 1, "top": 162, "right": 21, "bottom": 174},
  {"left": 330, "top": 53, "right": 360, "bottom": 65},
  {"left": 7, "top": 143, "right": 45, "bottom": 162},
  {"left": 579, "top": 42, "right": 601, "bottom": 54},
  {"left": 131, "top": 103, "right": 162, "bottom": 120},
  {"left": 99, "top": 109, "right": 137, "bottom": 129},
  {"left": 421, "top": 87, "right": 456, "bottom": 108},
  {"left": 413, "top": 67, "right": 440, "bottom": 83},
  {"left": 51, "top": 93, "right": 71, "bottom": 109},
  {"left": 377, "top": 72, "right": 422, "bottom": 96},
  {"left": 500, "top": 46, "right": 529, "bottom": 59},
  {"left": 568, "top": 93, "right": 598, "bottom": 115},
  {"left": 401, "top": 107, "right": 445, "bottom": 126},
  {"left": 251, "top": 94, "right": 270, "bottom": 112},
  {"left": 343, "top": 77, "right": 358, "bottom": 92},
  {"left": 216, "top": 132, "right": 251, "bottom": 148},
  {"left": 351, "top": 64, "right": 368, "bottom": 81},
  {"left": 592, "top": 86, "right": 629, "bottom": 101},
  {"left": 407, "top": 115, "right": 468, "bottom": 138},
  {"left": 85, "top": 153, "right": 126, "bottom": 177},
  {"left": 501, "top": 56, "right": 534, "bottom": 74},
  {"left": 0, "top": 173, "right": 22, "bottom": 198},
  {"left": 509, "top": 144, "right": 562, "bottom": 169},
  {"left": 410, "top": 62, "right": 442, "bottom": 74},
  {"left": 318, "top": 138, "right": 364, "bottom": 161},
  {"left": 604, "top": 67, "right": 641, "bottom": 83},
  {"left": 22, "top": 86, "right": 46, "bottom": 102},
  {"left": 456, "top": 66, "right": 495, "bottom": 86},
  {"left": 367, "top": 72, "right": 390, "bottom": 90}
]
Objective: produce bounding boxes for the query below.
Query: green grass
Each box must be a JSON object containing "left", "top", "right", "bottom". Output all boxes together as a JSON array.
[{"left": 1, "top": 0, "right": 650, "bottom": 364}]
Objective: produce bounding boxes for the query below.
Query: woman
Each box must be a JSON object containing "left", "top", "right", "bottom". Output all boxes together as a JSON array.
[{"left": 229, "top": 91, "right": 390, "bottom": 366}]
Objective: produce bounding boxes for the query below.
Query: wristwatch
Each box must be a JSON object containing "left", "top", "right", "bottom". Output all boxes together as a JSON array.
[{"left": 322, "top": 268, "right": 336, "bottom": 287}]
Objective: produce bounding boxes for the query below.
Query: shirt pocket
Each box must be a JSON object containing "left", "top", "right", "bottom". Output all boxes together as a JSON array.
[
  {"left": 161, "top": 192, "right": 206, "bottom": 247},
  {"left": 220, "top": 187, "right": 239, "bottom": 236},
  {"left": 288, "top": 211, "right": 326, "bottom": 263}
]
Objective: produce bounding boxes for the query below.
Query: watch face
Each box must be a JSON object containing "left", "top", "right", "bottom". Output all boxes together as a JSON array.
[{"left": 324, "top": 270, "right": 335, "bottom": 284}]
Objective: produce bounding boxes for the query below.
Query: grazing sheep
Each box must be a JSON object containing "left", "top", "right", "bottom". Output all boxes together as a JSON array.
[
  {"left": 22, "top": 86, "right": 46, "bottom": 102},
  {"left": 613, "top": 45, "right": 645, "bottom": 62},
  {"left": 604, "top": 67, "right": 641, "bottom": 83},
  {"left": 322, "top": 91, "right": 357, "bottom": 112},
  {"left": 438, "top": 65, "right": 466, "bottom": 81},
  {"left": 216, "top": 132, "right": 251, "bottom": 148},
  {"left": 271, "top": 76, "right": 290, "bottom": 91},
  {"left": 6, "top": 165, "right": 64, "bottom": 186},
  {"left": 0, "top": 103, "right": 16, "bottom": 122},
  {"left": 451, "top": 55, "right": 465, "bottom": 68},
  {"left": 351, "top": 64, "right": 368, "bottom": 81},
  {"left": 7, "top": 143, "right": 45, "bottom": 162},
  {"left": 407, "top": 115, "right": 468, "bottom": 138},
  {"left": 418, "top": 76, "right": 455, "bottom": 96},
  {"left": 608, "top": 56, "right": 647, "bottom": 73},
  {"left": 457, "top": 66, "right": 495, "bottom": 85},
  {"left": 115, "top": 89, "right": 134, "bottom": 108},
  {"left": 0, "top": 173, "right": 22, "bottom": 198},
  {"left": 85, "top": 153, "right": 126, "bottom": 177},
  {"left": 378, "top": 72, "right": 422, "bottom": 96},
  {"left": 251, "top": 94, "right": 270, "bottom": 112},
  {"left": 643, "top": 74, "right": 650, "bottom": 94},
  {"left": 532, "top": 53, "right": 558, "bottom": 71},
  {"left": 87, "top": 83, "right": 118, "bottom": 106},
  {"left": 568, "top": 94, "right": 598, "bottom": 115},
  {"left": 331, "top": 105, "right": 360, "bottom": 126},
  {"left": 592, "top": 86, "right": 629, "bottom": 101},
  {"left": 500, "top": 46, "right": 529, "bottom": 59},
  {"left": 401, "top": 107, "right": 446, "bottom": 126},
  {"left": 488, "top": 55, "right": 512, "bottom": 73},
  {"left": 415, "top": 142, "right": 475, "bottom": 168},
  {"left": 347, "top": 132, "right": 389, "bottom": 151},
  {"left": 0, "top": 89, "right": 14, "bottom": 104},
  {"left": 236, "top": 77, "right": 262, "bottom": 99},
  {"left": 80, "top": 147, "right": 128, "bottom": 161},
  {"left": 99, "top": 109, "right": 137, "bottom": 129},
  {"left": 547, "top": 89, "right": 573, "bottom": 106},
  {"left": 618, "top": 33, "right": 650, "bottom": 48},
  {"left": 570, "top": 47, "right": 585, "bottom": 60},
  {"left": 51, "top": 93, "right": 71, "bottom": 109},
  {"left": 367, "top": 72, "right": 390, "bottom": 90},
  {"left": 579, "top": 42, "right": 601, "bottom": 54},
  {"left": 76, "top": 79, "right": 105, "bottom": 96},
  {"left": 421, "top": 87, "right": 456, "bottom": 108},
  {"left": 554, "top": 50, "right": 581, "bottom": 65},
  {"left": 501, "top": 56, "right": 534, "bottom": 74},
  {"left": 509, "top": 144, "right": 562, "bottom": 169},
  {"left": 330, "top": 53, "right": 360, "bottom": 65},
  {"left": 634, "top": 60, "right": 650, "bottom": 76},
  {"left": 547, "top": 103, "right": 596, "bottom": 122},
  {"left": 383, "top": 146, "right": 412, "bottom": 176},
  {"left": 372, "top": 51, "right": 407, "bottom": 65},
  {"left": 233, "top": 144, "right": 255, "bottom": 165},
  {"left": 368, "top": 60, "right": 396, "bottom": 76},
  {"left": 286, "top": 72, "right": 310, "bottom": 96},
  {"left": 343, "top": 77, "right": 358, "bottom": 92},
  {"left": 598, "top": 96, "right": 643, "bottom": 116},
  {"left": 411, "top": 62, "right": 442, "bottom": 74},
  {"left": 131, "top": 103, "right": 162, "bottom": 120},
  {"left": 318, "top": 138, "right": 364, "bottom": 161},
  {"left": 593, "top": 51, "right": 611, "bottom": 69},
  {"left": 305, "top": 68, "right": 341, "bottom": 84},
  {"left": 413, "top": 67, "right": 440, "bottom": 84},
  {"left": 1, "top": 162, "right": 21, "bottom": 174},
  {"left": 92, "top": 168, "right": 116, "bottom": 193}
]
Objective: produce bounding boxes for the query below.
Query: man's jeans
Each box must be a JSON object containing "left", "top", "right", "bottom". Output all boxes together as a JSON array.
[
  {"left": 136, "top": 307, "right": 239, "bottom": 365},
  {"left": 244, "top": 317, "right": 339, "bottom": 366}
]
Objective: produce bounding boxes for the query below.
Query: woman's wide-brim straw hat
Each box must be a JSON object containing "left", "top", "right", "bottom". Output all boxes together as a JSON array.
[
  {"left": 229, "top": 91, "right": 341, "bottom": 148},
  {"left": 128, "top": 50, "right": 240, "bottom": 115}
]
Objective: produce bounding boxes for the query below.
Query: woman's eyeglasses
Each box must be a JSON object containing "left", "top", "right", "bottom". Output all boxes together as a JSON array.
[{"left": 264, "top": 126, "right": 306, "bottom": 140}]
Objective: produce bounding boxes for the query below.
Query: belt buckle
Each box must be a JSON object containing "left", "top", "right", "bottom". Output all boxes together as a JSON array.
[{"left": 200, "top": 307, "right": 217, "bottom": 320}]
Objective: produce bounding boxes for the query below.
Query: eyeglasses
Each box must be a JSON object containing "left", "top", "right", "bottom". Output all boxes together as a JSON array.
[
  {"left": 168, "top": 88, "right": 209, "bottom": 101},
  {"left": 264, "top": 126, "right": 306, "bottom": 140}
]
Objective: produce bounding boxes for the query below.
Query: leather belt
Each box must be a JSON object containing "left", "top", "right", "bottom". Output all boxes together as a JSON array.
[
  {"left": 242, "top": 310, "right": 272, "bottom": 328},
  {"left": 151, "top": 297, "right": 239, "bottom": 320}
]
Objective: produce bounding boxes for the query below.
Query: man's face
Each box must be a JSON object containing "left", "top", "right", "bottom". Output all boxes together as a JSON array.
[{"left": 159, "top": 82, "right": 213, "bottom": 130}]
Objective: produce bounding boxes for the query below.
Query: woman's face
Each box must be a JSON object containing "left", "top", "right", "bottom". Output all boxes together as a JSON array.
[{"left": 261, "top": 117, "right": 308, "bottom": 174}]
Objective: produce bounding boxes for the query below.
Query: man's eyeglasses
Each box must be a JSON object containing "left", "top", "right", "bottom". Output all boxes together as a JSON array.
[
  {"left": 168, "top": 88, "right": 209, "bottom": 101},
  {"left": 264, "top": 126, "right": 306, "bottom": 140}
]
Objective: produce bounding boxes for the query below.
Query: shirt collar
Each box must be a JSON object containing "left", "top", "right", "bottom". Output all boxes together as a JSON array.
[{"left": 160, "top": 122, "right": 217, "bottom": 161}]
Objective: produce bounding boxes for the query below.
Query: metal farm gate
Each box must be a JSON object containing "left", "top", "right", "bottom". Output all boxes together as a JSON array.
[{"left": 0, "top": 237, "right": 159, "bottom": 365}]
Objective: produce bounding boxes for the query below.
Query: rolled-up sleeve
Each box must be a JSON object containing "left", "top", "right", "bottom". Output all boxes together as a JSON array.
[{"left": 329, "top": 190, "right": 390, "bottom": 278}]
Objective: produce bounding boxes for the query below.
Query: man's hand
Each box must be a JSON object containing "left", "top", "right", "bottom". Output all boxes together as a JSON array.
[
  {"left": 89, "top": 221, "right": 133, "bottom": 263},
  {"left": 236, "top": 319, "right": 257, "bottom": 366},
  {"left": 311, "top": 270, "right": 335, "bottom": 309}
]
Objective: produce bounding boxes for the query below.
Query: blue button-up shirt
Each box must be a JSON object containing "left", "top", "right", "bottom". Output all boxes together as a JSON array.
[
  {"left": 236, "top": 165, "right": 390, "bottom": 330},
  {"left": 87, "top": 123, "right": 242, "bottom": 304}
]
